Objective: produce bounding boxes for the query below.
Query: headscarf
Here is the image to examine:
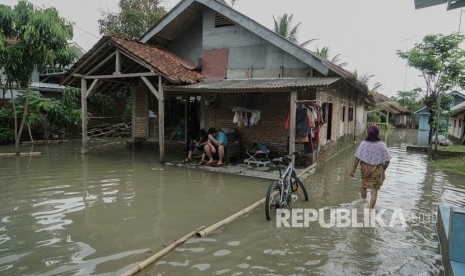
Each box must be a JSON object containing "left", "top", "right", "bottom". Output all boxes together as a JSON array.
[{"left": 365, "top": 125, "right": 381, "bottom": 142}]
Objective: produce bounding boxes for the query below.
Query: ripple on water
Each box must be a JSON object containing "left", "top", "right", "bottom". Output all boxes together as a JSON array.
[
  {"left": 191, "top": 263, "right": 211, "bottom": 271},
  {"left": 213, "top": 249, "right": 231, "bottom": 256}
]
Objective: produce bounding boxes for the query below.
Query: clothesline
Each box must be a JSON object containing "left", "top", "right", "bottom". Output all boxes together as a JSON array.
[
  {"left": 295, "top": 99, "right": 319, "bottom": 104},
  {"left": 232, "top": 106, "right": 260, "bottom": 113}
]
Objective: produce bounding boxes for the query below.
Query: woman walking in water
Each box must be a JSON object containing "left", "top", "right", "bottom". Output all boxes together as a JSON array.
[{"left": 350, "top": 125, "right": 391, "bottom": 209}]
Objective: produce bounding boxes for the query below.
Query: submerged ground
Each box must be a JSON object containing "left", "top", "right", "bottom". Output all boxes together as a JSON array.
[{"left": 0, "top": 129, "right": 464, "bottom": 275}]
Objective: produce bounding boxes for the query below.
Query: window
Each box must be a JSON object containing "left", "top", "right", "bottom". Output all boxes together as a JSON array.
[
  {"left": 215, "top": 13, "right": 235, "bottom": 28},
  {"left": 460, "top": 119, "right": 462, "bottom": 128},
  {"left": 348, "top": 107, "right": 354, "bottom": 122},
  {"left": 342, "top": 106, "right": 346, "bottom": 122},
  {"left": 454, "top": 119, "right": 457, "bottom": 128}
]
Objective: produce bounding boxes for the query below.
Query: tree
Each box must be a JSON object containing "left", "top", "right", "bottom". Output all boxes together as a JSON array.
[
  {"left": 352, "top": 69, "right": 382, "bottom": 92},
  {"left": 0, "top": 1, "right": 76, "bottom": 153},
  {"left": 397, "top": 33, "right": 465, "bottom": 147},
  {"left": 392, "top": 88, "right": 423, "bottom": 112},
  {"left": 272, "top": 13, "right": 316, "bottom": 47},
  {"left": 315, "top": 46, "right": 348, "bottom": 68},
  {"left": 99, "top": 0, "right": 167, "bottom": 39}
]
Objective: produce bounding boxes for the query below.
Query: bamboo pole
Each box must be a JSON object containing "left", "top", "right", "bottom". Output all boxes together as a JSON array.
[
  {"left": 196, "top": 162, "right": 316, "bottom": 238},
  {"left": 296, "top": 163, "right": 317, "bottom": 180},
  {"left": 121, "top": 226, "right": 205, "bottom": 276},
  {"left": 196, "top": 198, "right": 266, "bottom": 238}
]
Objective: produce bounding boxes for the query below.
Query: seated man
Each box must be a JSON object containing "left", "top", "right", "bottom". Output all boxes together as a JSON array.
[
  {"left": 182, "top": 129, "right": 207, "bottom": 163},
  {"left": 204, "top": 127, "right": 228, "bottom": 166}
]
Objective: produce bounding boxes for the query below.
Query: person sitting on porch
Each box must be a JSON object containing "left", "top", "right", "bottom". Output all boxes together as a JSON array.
[
  {"left": 204, "top": 127, "right": 228, "bottom": 166},
  {"left": 182, "top": 129, "right": 207, "bottom": 163}
]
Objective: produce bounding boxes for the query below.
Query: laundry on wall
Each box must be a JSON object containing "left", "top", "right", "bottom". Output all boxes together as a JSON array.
[{"left": 232, "top": 107, "right": 261, "bottom": 127}]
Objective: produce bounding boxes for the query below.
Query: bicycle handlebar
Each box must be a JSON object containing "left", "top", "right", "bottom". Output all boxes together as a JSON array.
[{"left": 271, "top": 152, "right": 297, "bottom": 164}]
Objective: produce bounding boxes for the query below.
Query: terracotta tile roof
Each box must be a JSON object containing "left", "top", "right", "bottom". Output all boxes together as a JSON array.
[{"left": 110, "top": 37, "right": 204, "bottom": 84}]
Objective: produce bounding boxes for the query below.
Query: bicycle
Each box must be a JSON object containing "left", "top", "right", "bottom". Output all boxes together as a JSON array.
[{"left": 265, "top": 152, "right": 309, "bottom": 220}]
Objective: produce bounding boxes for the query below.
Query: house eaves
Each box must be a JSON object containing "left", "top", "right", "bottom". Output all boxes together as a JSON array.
[
  {"left": 164, "top": 77, "right": 339, "bottom": 93},
  {"left": 140, "top": 0, "right": 329, "bottom": 76},
  {"left": 451, "top": 101, "right": 465, "bottom": 116}
]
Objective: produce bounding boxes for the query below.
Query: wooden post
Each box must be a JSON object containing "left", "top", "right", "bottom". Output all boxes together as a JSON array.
[
  {"left": 131, "top": 85, "right": 136, "bottom": 141},
  {"left": 158, "top": 77, "right": 165, "bottom": 163},
  {"left": 81, "top": 78, "right": 88, "bottom": 154},
  {"left": 289, "top": 91, "right": 297, "bottom": 160},
  {"left": 184, "top": 94, "right": 188, "bottom": 142}
]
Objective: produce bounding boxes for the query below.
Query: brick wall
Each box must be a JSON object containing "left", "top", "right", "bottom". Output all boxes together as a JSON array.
[
  {"left": 132, "top": 82, "right": 149, "bottom": 140},
  {"left": 131, "top": 82, "right": 367, "bottom": 164}
]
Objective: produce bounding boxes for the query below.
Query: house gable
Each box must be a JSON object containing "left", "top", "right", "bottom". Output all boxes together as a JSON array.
[{"left": 140, "top": 0, "right": 328, "bottom": 75}]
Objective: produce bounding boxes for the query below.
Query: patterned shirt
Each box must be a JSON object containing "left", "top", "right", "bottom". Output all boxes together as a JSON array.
[{"left": 355, "top": 140, "right": 391, "bottom": 165}]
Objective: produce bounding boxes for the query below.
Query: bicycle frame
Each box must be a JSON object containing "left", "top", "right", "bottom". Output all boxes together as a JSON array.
[{"left": 275, "top": 156, "right": 295, "bottom": 206}]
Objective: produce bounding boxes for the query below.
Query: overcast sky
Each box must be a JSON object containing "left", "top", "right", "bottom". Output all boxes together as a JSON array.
[{"left": 2, "top": 0, "right": 462, "bottom": 96}]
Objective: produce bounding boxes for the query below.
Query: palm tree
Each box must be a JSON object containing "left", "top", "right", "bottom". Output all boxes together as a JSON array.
[
  {"left": 352, "top": 69, "right": 383, "bottom": 91},
  {"left": 315, "top": 46, "right": 348, "bottom": 68},
  {"left": 272, "top": 13, "right": 317, "bottom": 47},
  {"left": 273, "top": 13, "right": 300, "bottom": 43}
]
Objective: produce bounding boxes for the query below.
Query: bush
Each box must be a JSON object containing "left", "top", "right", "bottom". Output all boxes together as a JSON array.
[{"left": 0, "top": 107, "right": 14, "bottom": 144}]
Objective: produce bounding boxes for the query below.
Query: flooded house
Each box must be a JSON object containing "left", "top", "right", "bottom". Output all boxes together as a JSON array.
[{"left": 64, "top": 0, "right": 371, "bottom": 164}]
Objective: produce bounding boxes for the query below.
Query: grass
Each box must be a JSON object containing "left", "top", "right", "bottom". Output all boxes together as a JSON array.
[
  {"left": 432, "top": 157, "right": 465, "bottom": 175},
  {"left": 437, "top": 144, "right": 465, "bottom": 152}
]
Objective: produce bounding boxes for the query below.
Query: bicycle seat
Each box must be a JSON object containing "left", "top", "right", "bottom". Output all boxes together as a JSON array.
[
  {"left": 271, "top": 157, "right": 283, "bottom": 164},
  {"left": 272, "top": 156, "right": 291, "bottom": 165}
]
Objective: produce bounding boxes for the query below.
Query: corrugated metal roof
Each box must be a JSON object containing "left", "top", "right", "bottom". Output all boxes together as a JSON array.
[
  {"left": 164, "top": 77, "right": 339, "bottom": 92},
  {"left": 451, "top": 101, "right": 465, "bottom": 116}
]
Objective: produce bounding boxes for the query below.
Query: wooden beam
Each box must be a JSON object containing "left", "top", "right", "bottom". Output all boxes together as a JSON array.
[
  {"left": 119, "top": 49, "right": 155, "bottom": 72},
  {"left": 81, "top": 78, "right": 88, "bottom": 154},
  {"left": 115, "top": 48, "right": 121, "bottom": 74},
  {"left": 87, "top": 51, "right": 116, "bottom": 76},
  {"left": 289, "top": 91, "right": 297, "bottom": 160},
  {"left": 141, "top": 76, "right": 161, "bottom": 101},
  {"left": 85, "top": 79, "right": 99, "bottom": 99},
  {"left": 82, "top": 72, "right": 157, "bottom": 80},
  {"left": 158, "top": 76, "right": 165, "bottom": 164}
]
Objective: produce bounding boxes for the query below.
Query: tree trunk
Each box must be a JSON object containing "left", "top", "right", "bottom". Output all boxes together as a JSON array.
[
  {"left": 15, "top": 74, "right": 33, "bottom": 154},
  {"left": 27, "top": 123, "right": 34, "bottom": 143},
  {"left": 9, "top": 84, "right": 18, "bottom": 151}
]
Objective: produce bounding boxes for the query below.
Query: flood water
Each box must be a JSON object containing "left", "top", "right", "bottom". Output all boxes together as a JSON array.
[{"left": 0, "top": 130, "right": 464, "bottom": 275}]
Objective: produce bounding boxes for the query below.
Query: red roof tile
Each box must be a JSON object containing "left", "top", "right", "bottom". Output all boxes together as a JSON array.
[{"left": 110, "top": 37, "right": 204, "bottom": 84}]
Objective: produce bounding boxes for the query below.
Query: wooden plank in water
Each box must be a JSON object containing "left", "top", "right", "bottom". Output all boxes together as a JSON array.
[{"left": 0, "top": 152, "right": 42, "bottom": 157}]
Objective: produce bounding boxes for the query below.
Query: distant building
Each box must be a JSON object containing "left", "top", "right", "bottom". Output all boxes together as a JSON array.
[
  {"left": 415, "top": 90, "right": 465, "bottom": 133},
  {"left": 370, "top": 91, "right": 412, "bottom": 128},
  {"left": 414, "top": 0, "right": 465, "bottom": 10}
]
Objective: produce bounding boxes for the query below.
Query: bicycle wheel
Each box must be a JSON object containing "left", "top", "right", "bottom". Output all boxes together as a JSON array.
[
  {"left": 265, "top": 181, "right": 281, "bottom": 221},
  {"left": 291, "top": 174, "right": 308, "bottom": 202}
]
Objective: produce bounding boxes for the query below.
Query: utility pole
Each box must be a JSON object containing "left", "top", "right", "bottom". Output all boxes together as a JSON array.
[{"left": 459, "top": 9, "right": 465, "bottom": 33}]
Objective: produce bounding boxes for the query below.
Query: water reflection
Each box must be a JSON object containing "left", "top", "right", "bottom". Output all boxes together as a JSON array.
[{"left": 0, "top": 130, "right": 464, "bottom": 275}]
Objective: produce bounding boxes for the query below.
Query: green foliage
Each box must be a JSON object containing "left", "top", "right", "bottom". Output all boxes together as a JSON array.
[
  {"left": 315, "top": 46, "right": 347, "bottom": 68},
  {"left": 392, "top": 88, "right": 423, "bottom": 112},
  {"left": 397, "top": 33, "right": 465, "bottom": 93},
  {"left": 0, "top": 1, "right": 76, "bottom": 86},
  {"left": 98, "top": 0, "right": 167, "bottom": 39},
  {"left": 0, "top": 1, "right": 77, "bottom": 148},
  {"left": 14, "top": 87, "right": 81, "bottom": 137},
  {"left": 90, "top": 93, "right": 117, "bottom": 114},
  {"left": 273, "top": 13, "right": 301, "bottom": 43},
  {"left": 0, "top": 106, "right": 14, "bottom": 144}
]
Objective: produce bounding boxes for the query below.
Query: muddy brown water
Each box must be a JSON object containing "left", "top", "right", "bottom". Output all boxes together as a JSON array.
[{"left": 0, "top": 129, "right": 463, "bottom": 275}]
